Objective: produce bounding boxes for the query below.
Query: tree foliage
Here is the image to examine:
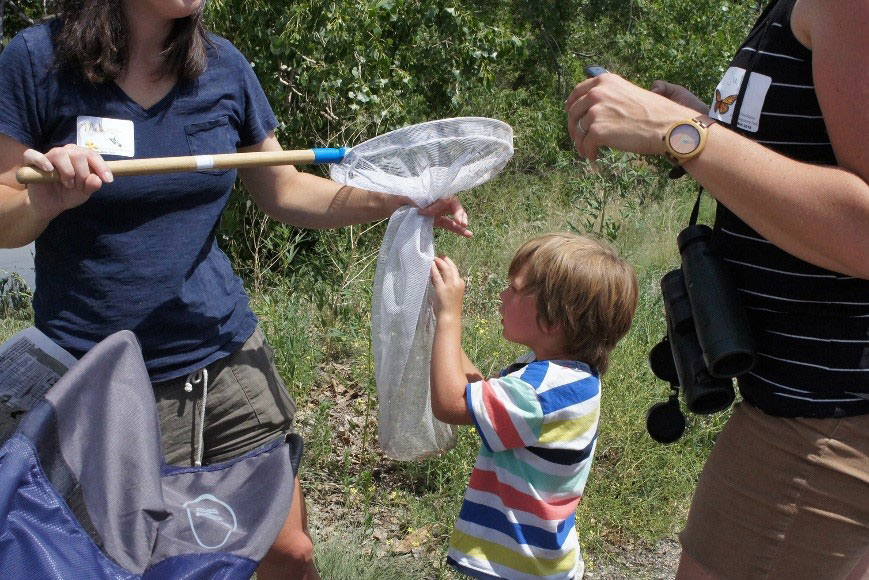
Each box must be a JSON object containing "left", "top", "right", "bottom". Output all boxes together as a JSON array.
[
  {"left": 207, "top": 0, "right": 519, "bottom": 148},
  {"left": 2, "top": 0, "right": 756, "bottom": 283},
  {"left": 568, "top": 0, "right": 757, "bottom": 99}
]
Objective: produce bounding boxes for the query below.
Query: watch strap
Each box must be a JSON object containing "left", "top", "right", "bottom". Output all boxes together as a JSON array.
[{"left": 694, "top": 114, "right": 717, "bottom": 129}]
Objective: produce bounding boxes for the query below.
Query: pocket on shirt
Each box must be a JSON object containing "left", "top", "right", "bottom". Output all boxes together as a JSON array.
[{"left": 184, "top": 116, "right": 237, "bottom": 175}]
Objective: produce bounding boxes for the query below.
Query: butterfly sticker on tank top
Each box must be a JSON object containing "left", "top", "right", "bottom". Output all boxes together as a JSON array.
[
  {"left": 710, "top": 67, "right": 772, "bottom": 132},
  {"left": 714, "top": 90, "right": 738, "bottom": 114}
]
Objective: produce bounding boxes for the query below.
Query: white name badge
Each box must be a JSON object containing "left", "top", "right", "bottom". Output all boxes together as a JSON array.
[
  {"left": 76, "top": 116, "right": 135, "bottom": 157},
  {"left": 709, "top": 67, "right": 772, "bottom": 133}
]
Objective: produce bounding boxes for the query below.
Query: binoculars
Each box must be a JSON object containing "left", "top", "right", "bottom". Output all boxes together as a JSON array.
[{"left": 646, "top": 224, "right": 756, "bottom": 443}]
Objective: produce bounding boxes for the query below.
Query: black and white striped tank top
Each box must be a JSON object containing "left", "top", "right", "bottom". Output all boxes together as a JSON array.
[{"left": 708, "top": 0, "right": 868, "bottom": 418}]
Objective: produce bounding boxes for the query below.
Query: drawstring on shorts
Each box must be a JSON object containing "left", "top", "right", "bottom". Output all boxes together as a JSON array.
[{"left": 184, "top": 368, "right": 209, "bottom": 467}]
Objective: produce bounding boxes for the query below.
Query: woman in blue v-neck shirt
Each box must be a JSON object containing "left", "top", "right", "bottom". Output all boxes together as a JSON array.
[{"left": 0, "top": 1, "right": 471, "bottom": 578}]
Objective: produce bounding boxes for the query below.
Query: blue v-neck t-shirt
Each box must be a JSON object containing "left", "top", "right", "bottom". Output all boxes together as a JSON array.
[{"left": 0, "top": 20, "right": 278, "bottom": 381}]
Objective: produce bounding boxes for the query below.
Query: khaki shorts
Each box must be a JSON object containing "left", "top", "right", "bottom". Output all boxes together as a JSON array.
[
  {"left": 679, "top": 402, "right": 869, "bottom": 579},
  {"left": 153, "top": 327, "right": 296, "bottom": 467}
]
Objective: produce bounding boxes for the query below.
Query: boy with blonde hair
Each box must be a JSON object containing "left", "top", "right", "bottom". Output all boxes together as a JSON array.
[{"left": 430, "top": 232, "right": 638, "bottom": 579}]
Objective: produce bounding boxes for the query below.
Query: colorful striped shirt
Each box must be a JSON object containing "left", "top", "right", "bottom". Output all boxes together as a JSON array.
[{"left": 448, "top": 358, "right": 600, "bottom": 579}]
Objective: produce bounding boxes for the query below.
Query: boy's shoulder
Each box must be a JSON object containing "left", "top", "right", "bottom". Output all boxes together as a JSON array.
[{"left": 500, "top": 358, "right": 599, "bottom": 394}]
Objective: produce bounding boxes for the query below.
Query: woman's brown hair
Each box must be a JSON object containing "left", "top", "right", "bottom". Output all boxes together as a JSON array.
[{"left": 54, "top": 0, "right": 210, "bottom": 84}]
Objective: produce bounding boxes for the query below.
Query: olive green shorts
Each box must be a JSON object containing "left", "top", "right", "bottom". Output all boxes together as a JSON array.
[{"left": 153, "top": 327, "right": 296, "bottom": 467}]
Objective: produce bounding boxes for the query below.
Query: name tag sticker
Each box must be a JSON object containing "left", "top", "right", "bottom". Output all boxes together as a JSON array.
[{"left": 76, "top": 116, "right": 135, "bottom": 157}]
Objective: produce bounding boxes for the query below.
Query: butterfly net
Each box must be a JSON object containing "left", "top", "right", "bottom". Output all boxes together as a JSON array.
[{"left": 330, "top": 117, "right": 514, "bottom": 460}]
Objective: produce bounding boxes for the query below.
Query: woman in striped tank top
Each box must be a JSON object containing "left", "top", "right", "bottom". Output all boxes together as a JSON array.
[{"left": 566, "top": 0, "right": 866, "bottom": 578}]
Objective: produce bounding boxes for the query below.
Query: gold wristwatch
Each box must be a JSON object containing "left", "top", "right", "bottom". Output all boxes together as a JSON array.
[{"left": 663, "top": 114, "right": 717, "bottom": 165}]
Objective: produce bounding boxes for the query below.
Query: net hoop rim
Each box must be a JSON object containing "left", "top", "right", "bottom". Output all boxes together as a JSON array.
[{"left": 344, "top": 116, "right": 514, "bottom": 153}]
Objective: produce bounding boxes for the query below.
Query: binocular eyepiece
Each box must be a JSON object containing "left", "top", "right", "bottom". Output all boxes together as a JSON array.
[{"left": 647, "top": 224, "right": 756, "bottom": 444}]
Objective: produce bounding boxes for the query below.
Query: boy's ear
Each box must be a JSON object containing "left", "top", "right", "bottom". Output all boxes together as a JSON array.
[
  {"left": 539, "top": 319, "right": 562, "bottom": 336},
  {"left": 535, "top": 313, "right": 564, "bottom": 338}
]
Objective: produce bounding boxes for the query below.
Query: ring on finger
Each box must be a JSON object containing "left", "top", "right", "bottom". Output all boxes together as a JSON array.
[{"left": 576, "top": 119, "right": 588, "bottom": 135}]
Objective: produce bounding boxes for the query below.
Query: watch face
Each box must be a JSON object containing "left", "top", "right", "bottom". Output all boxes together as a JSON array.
[{"left": 669, "top": 124, "right": 701, "bottom": 155}]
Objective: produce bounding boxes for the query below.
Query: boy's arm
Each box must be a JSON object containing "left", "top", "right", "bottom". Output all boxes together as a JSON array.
[
  {"left": 461, "top": 350, "right": 484, "bottom": 383},
  {"left": 430, "top": 256, "right": 473, "bottom": 425}
]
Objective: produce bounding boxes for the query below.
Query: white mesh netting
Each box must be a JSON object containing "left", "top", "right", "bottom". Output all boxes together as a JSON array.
[{"left": 330, "top": 117, "right": 514, "bottom": 460}]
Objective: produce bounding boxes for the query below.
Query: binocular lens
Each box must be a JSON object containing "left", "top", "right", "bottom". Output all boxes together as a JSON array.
[
  {"left": 686, "top": 383, "right": 735, "bottom": 415},
  {"left": 709, "top": 350, "right": 756, "bottom": 378}
]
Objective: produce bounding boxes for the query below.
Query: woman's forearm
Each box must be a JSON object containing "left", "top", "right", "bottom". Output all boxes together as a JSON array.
[
  {"left": 0, "top": 185, "right": 51, "bottom": 248},
  {"left": 247, "top": 167, "right": 404, "bottom": 229},
  {"left": 239, "top": 135, "right": 407, "bottom": 229},
  {"left": 684, "top": 124, "right": 869, "bottom": 278},
  {"left": 0, "top": 136, "right": 53, "bottom": 247}
]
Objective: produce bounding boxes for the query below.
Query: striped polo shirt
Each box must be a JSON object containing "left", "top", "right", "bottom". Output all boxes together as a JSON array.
[
  {"left": 448, "top": 359, "right": 599, "bottom": 579},
  {"left": 708, "top": 0, "right": 869, "bottom": 417}
]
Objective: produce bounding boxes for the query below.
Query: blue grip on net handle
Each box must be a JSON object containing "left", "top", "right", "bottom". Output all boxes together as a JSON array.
[{"left": 312, "top": 147, "right": 347, "bottom": 164}]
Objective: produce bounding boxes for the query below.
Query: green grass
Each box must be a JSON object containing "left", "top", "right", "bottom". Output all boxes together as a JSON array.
[
  {"left": 0, "top": 158, "right": 728, "bottom": 577},
  {"left": 0, "top": 274, "right": 33, "bottom": 338}
]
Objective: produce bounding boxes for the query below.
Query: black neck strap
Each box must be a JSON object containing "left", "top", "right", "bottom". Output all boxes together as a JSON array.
[{"left": 689, "top": 185, "right": 704, "bottom": 226}]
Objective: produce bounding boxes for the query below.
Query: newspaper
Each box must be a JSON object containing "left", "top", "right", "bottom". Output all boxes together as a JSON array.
[{"left": 0, "top": 326, "right": 77, "bottom": 441}]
